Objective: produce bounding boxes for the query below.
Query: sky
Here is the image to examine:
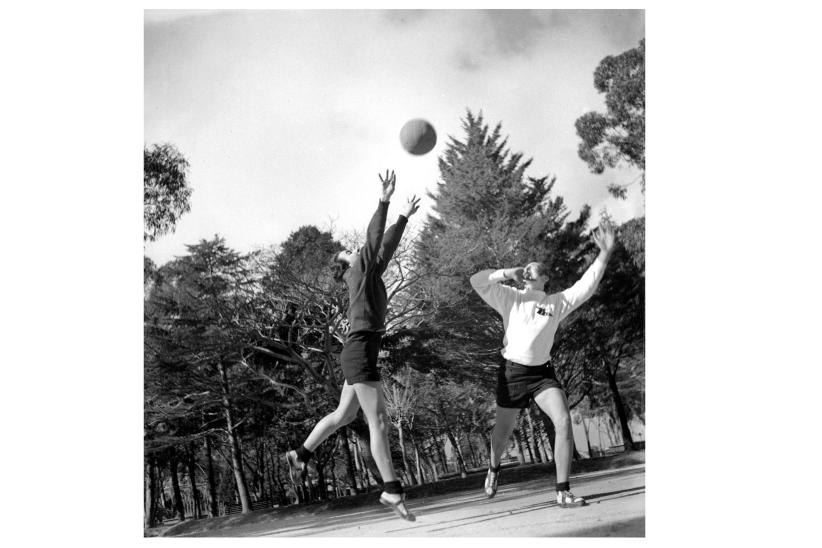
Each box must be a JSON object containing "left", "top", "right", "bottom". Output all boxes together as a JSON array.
[{"left": 144, "top": 9, "right": 645, "bottom": 265}]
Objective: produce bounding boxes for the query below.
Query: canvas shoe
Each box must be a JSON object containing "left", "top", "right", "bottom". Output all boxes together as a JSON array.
[
  {"left": 556, "top": 490, "right": 587, "bottom": 508},
  {"left": 379, "top": 492, "right": 416, "bottom": 521}
]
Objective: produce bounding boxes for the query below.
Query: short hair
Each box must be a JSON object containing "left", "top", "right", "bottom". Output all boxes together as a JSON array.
[
  {"left": 532, "top": 262, "right": 550, "bottom": 278},
  {"left": 330, "top": 251, "right": 349, "bottom": 283},
  {"left": 530, "top": 261, "right": 550, "bottom": 291}
]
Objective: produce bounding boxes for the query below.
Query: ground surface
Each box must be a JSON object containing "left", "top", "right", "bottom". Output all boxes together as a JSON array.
[{"left": 161, "top": 453, "right": 645, "bottom": 537}]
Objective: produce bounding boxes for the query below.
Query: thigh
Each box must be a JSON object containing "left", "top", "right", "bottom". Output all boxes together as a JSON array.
[
  {"left": 533, "top": 386, "right": 570, "bottom": 425},
  {"left": 337, "top": 381, "right": 362, "bottom": 416},
  {"left": 350, "top": 380, "right": 387, "bottom": 423},
  {"left": 494, "top": 405, "right": 520, "bottom": 435}
]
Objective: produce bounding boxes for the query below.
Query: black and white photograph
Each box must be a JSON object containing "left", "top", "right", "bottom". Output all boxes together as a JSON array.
[
  {"left": 10, "top": 2, "right": 822, "bottom": 546},
  {"left": 142, "top": 8, "right": 645, "bottom": 537}
]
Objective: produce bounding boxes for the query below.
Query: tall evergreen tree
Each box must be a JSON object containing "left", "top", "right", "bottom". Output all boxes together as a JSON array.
[
  {"left": 145, "top": 236, "right": 257, "bottom": 513},
  {"left": 415, "top": 110, "right": 591, "bottom": 390}
]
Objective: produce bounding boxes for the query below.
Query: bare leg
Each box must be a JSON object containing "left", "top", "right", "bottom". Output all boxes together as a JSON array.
[
  {"left": 534, "top": 387, "right": 573, "bottom": 484},
  {"left": 351, "top": 381, "right": 397, "bottom": 483},
  {"left": 489, "top": 406, "right": 520, "bottom": 468},
  {"left": 303, "top": 381, "right": 360, "bottom": 451}
]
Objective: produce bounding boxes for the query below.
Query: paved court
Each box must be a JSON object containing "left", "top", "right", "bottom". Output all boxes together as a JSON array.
[{"left": 171, "top": 464, "right": 644, "bottom": 537}]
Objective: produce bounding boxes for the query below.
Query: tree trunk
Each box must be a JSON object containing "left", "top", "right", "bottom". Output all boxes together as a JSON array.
[
  {"left": 525, "top": 408, "right": 543, "bottom": 463},
  {"left": 266, "top": 446, "right": 276, "bottom": 505},
  {"left": 169, "top": 451, "right": 186, "bottom": 521},
  {"left": 512, "top": 429, "right": 526, "bottom": 464},
  {"left": 518, "top": 415, "right": 535, "bottom": 464},
  {"left": 256, "top": 441, "right": 267, "bottom": 501},
  {"left": 340, "top": 428, "right": 360, "bottom": 494},
  {"left": 410, "top": 433, "right": 425, "bottom": 485},
  {"left": 581, "top": 417, "right": 594, "bottom": 458},
  {"left": 186, "top": 443, "right": 202, "bottom": 519},
  {"left": 218, "top": 362, "right": 252, "bottom": 513},
  {"left": 145, "top": 455, "right": 159, "bottom": 529},
  {"left": 204, "top": 436, "right": 219, "bottom": 517},
  {"left": 607, "top": 364, "right": 635, "bottom": 451},
  {"left": 464, "top": 431, "right": 478, "bottom": 468},
  {"left": 429, "top": 432, "right": 448, "bottom": 474},
  {"left": 396, "top": 420, "right": 417, "bottom": 485},
  {"left": 445, "top": 427, "right": 468, "bottom": 477},
  {"left": 315, "top": 461, "right": 327, "bottom": 500},
  {"left": 479, "top": 430, "right": 491, "bottom": 464},
  {"left": 352, "top": 435, "right": 375, "bottom": 490}
]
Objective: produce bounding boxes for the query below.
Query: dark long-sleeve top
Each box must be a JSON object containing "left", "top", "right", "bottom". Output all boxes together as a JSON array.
[{"left": 344, "top": 201, "right": 408, "bottom": 334}]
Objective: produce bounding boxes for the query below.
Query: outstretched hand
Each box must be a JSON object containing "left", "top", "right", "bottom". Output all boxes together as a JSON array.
[
  {"left": 379, "top": 169, "right": 396, "bottom": 202},
  {"left": 402, "top": 195, "right": 421, "bottom": 218},
  {"left": 592, "top": 222, "right": 616, "bottom": 255}
]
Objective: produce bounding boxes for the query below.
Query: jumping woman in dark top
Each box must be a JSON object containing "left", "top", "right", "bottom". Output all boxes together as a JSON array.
[{"left": 286, "top": 169, "right": 420, "bottom": 521}]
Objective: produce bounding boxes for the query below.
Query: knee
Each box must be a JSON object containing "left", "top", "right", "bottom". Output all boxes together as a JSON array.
[
  {"left": 369, "top": 411, "right": 390, "bottom": 434},
  {"left": 554, "top": 413, "right": 572, "bottom": 437},
  {"left": 334, "top": 409, "right": 358, "bottom": 427}
]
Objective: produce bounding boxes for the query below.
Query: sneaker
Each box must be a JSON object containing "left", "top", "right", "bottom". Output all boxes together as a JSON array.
[
  {"left": 556, "top": 490, "right": 587, "bottom": 508},
  {"left": 484, "top": 467, "right": 500, "bottom": 498},
  {"left": 379, "top": 492, "right": 416, "bottom": 522},
  {"left": 285, "top": 450, "right": 307, "bottom": 485}
]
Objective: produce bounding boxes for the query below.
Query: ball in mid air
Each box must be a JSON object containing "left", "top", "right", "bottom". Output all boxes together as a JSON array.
[{"left": 399, "top": 118, "right": 437, "bottom": 155}]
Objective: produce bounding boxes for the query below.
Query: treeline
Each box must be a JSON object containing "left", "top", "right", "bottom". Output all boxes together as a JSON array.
[{"left": 144, "top": 110, "right": 645, "bottom": 528}]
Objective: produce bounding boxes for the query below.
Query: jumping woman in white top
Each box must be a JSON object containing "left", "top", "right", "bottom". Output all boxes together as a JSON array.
[{"left": 469, "top": 223, "right": 615, "bottom": 508}]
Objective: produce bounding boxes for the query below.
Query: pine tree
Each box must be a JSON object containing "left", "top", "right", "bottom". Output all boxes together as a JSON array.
[{"left": 414, "top": 110, "right": 591, "bottom": 389}]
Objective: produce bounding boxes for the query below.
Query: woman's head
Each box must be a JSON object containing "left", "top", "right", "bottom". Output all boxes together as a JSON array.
[
  {"left": 522, "top": 261, "right": 550, "bottom": 290},
  {"left": 330, "top": 249, "right": 355, "bottom": 282}
]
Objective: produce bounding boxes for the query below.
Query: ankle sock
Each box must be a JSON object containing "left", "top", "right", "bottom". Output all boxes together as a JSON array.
[
  {"left": 383, "top": 480, "right": 404, "bottom": 495},
  {"left": 556, "top": 481, "right": 570, "bottom": 492}
]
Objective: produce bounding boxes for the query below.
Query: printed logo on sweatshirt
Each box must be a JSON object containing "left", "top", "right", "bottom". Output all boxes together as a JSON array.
[{"left": 536, "top": 306, "right": 553, "bottom": 317}]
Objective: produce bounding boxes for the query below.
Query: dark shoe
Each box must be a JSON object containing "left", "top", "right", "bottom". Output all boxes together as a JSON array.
[
  {"left": 379, "top": 492, "right": 416, "bottom": 522},
  {"left": 484, "top": 467, "right": 500, "bottom": 498},
  {"left": 285, "top": 450, "right": 306, "bottom": 485},
  {"left": 556, "top": 490, "right": 587, "bottom": 508}
]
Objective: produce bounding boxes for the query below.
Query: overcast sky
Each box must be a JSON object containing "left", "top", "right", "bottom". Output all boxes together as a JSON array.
[{"left": 144, "top": 9, "right": 645, "bottom": 265}]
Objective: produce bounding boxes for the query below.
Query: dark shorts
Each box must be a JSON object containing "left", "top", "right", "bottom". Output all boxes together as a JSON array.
[
  {"left": 496, "top": 359, "right": 564, "bottom": 409},
  {"left": 340, "top": 331, "right": 383, "bottom": 384}
]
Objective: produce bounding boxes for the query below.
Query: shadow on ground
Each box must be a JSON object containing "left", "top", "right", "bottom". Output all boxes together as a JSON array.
[{"left": 159, "top": 450, "right": 645, "bottom": 537}]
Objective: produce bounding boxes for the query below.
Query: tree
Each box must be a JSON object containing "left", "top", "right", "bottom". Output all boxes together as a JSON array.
[
  {"left": 145, "top": 236, "right": 257, "bottom": 513},
  {"left": 415, "top": 109, "right": 591, "bottom": 390},
  {"left": 144, "top": 143, "right": 193, "bottom": 242},
  {"left": 561, "top": 218, "right": 645, "bottom": 450},
  {"left": 575, "top": 39, "right": 645, "bottom": 198}
]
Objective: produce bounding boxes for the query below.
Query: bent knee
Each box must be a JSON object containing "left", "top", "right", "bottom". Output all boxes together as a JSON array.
[{"left": 336, "top": 411, "right": 358, "bottom": 426}]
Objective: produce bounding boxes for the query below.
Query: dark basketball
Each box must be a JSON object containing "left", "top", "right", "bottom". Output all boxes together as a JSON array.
[{"left": 399, "top": 119, "right": 437, "bottom": 155}]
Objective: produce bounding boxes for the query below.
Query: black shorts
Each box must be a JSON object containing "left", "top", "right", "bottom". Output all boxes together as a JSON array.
[
  {"left": 340, "top": 331, "right": 383, "bottom": 384},
  {"left": 496, "top": 360, "right": 564, "bottom": 409}
]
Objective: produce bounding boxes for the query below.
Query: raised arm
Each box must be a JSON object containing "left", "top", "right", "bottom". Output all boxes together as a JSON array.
[
  {"left": 556, "top": 223, "right": 616, "bottom": 320},
  {"left": 377, "top": 195, "right": 420, "bottom": 272},
  {"left": 360, "top": 170, "right": 395, "bottom": 268},
  {"left": 469, "top": 267, "right": 522, "bottom": 315}
]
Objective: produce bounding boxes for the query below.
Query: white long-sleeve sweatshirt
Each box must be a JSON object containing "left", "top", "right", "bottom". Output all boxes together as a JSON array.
[{"left": 469, "top": 256, "right": 609, "bottom": 366}]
